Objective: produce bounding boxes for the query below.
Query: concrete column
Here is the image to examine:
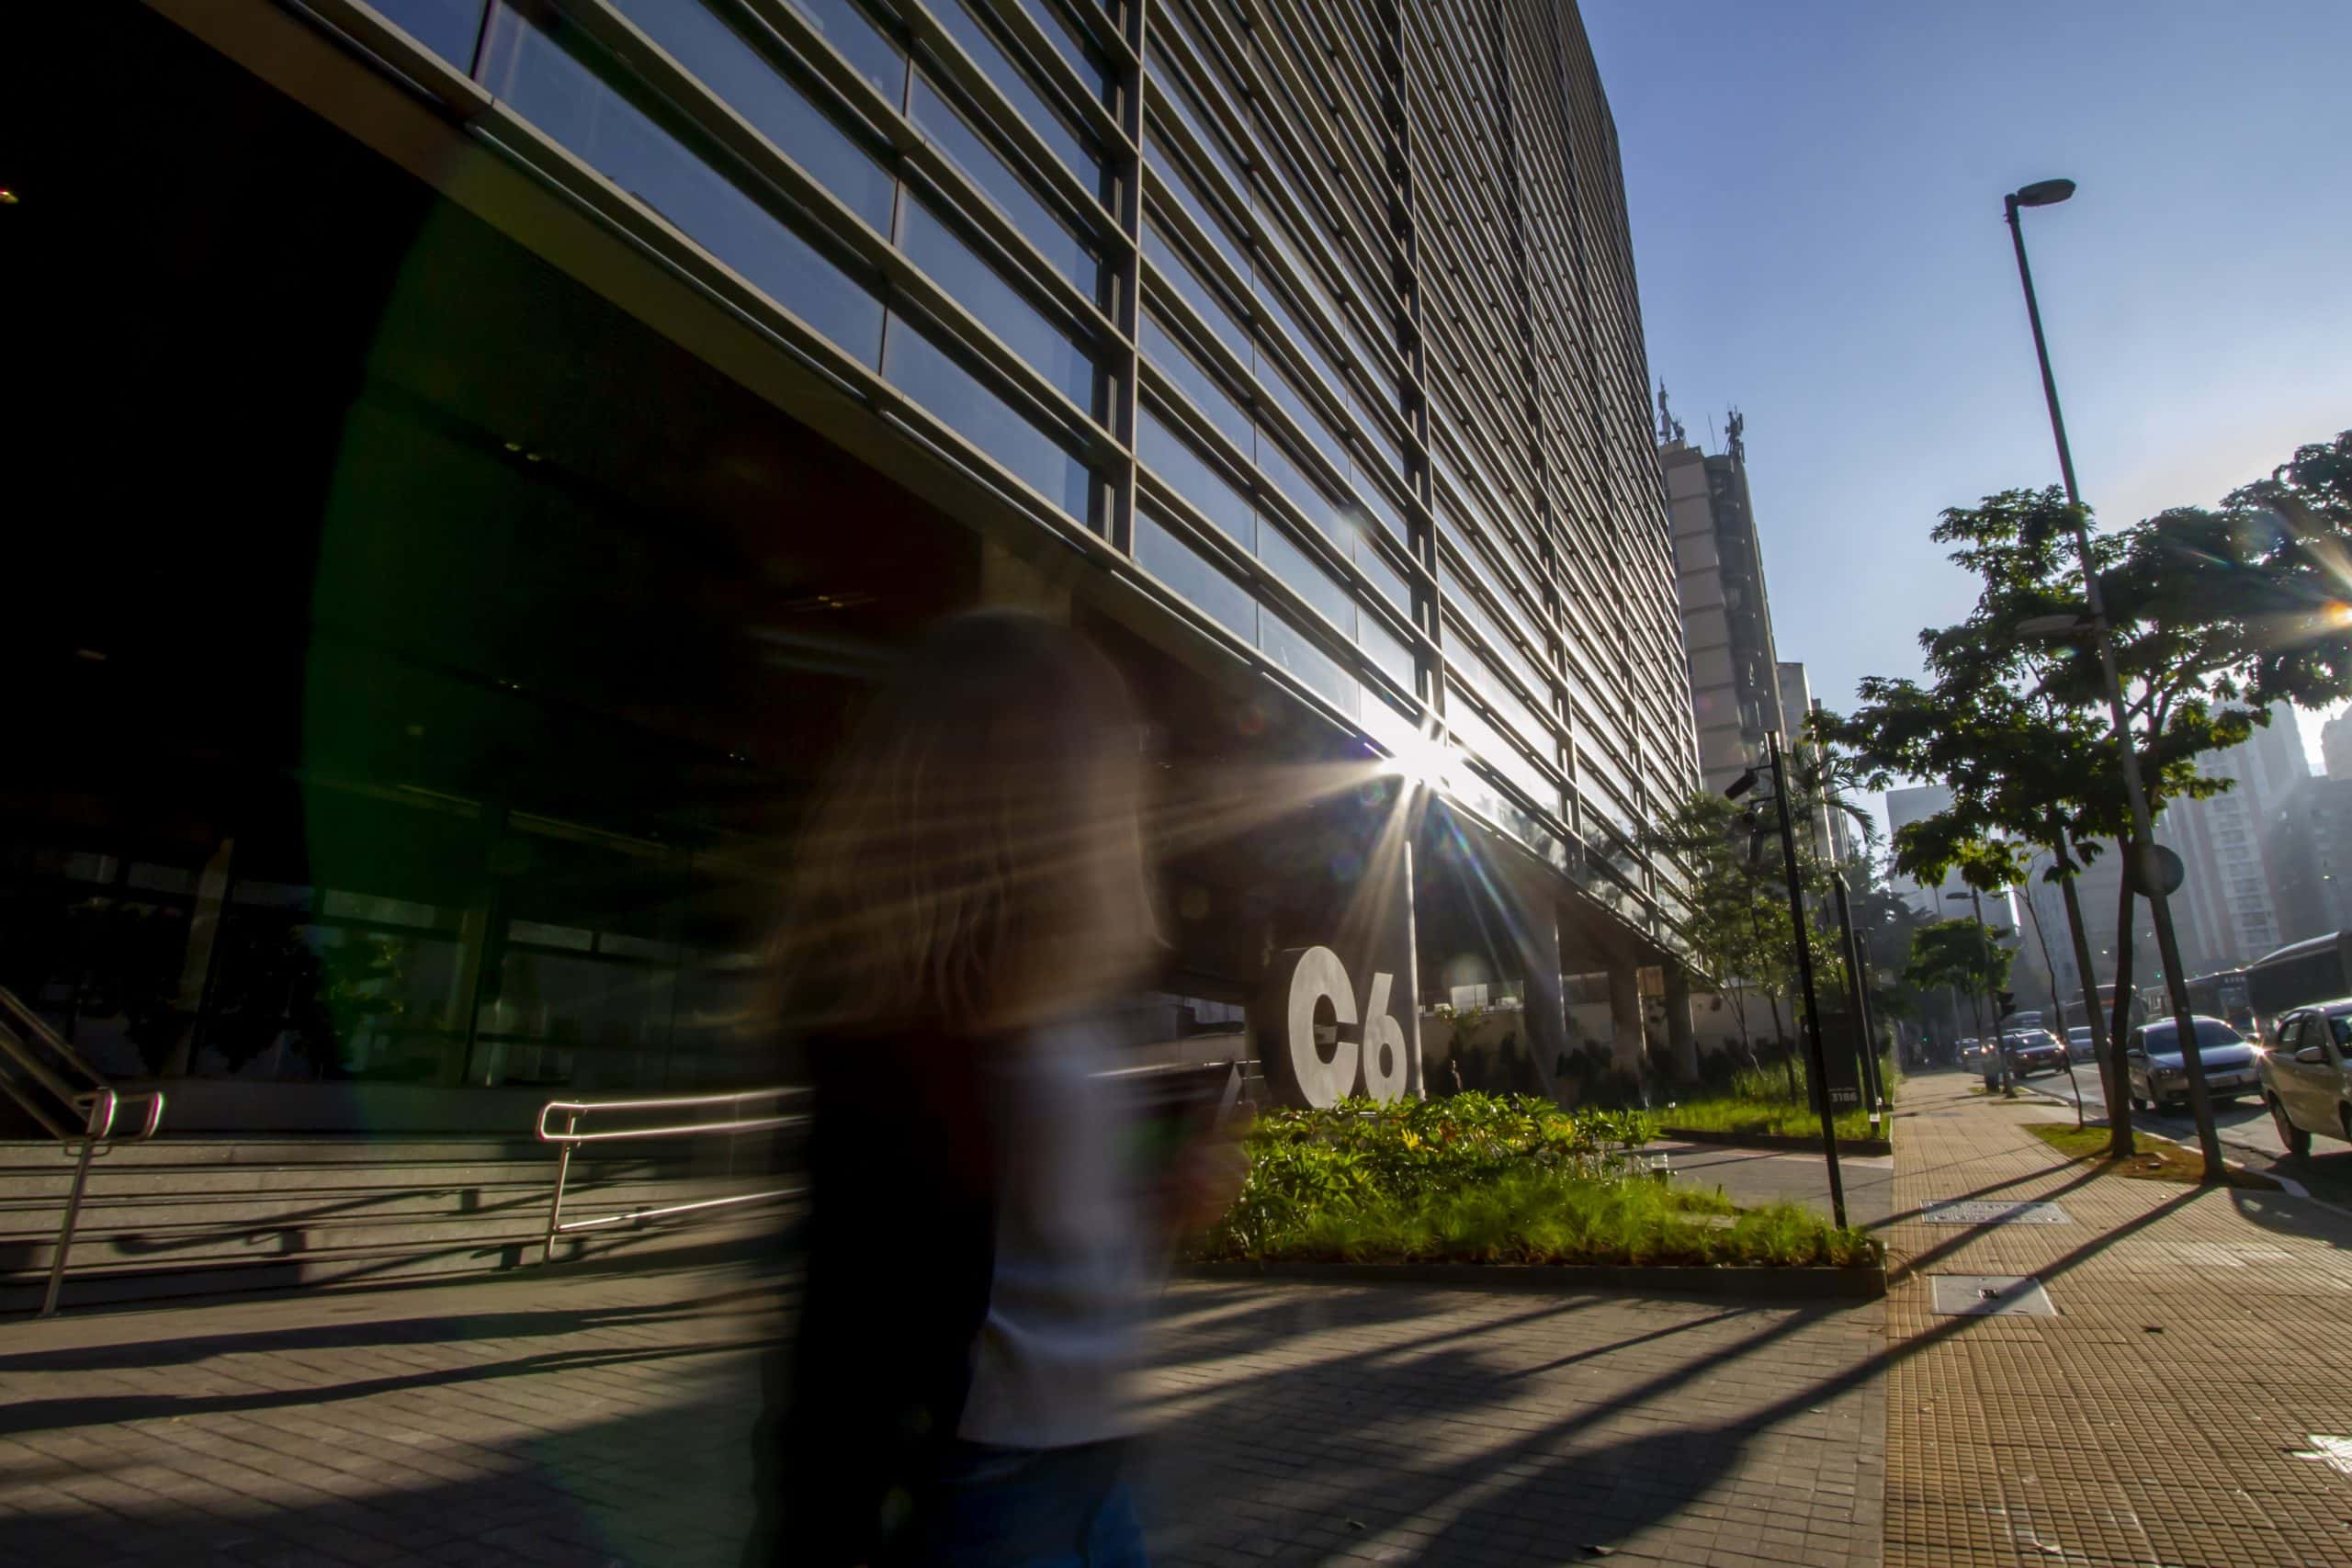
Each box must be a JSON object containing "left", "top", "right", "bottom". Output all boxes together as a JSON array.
[
  {"left": 1498, "top": 861, "right": 1567, "bottom": 1102},
  {"left": 1662, "top": 965, "right": 1698, "bottom": 1080},
  {"left": 1608, "top": 966, "right": 1645, "bottom": 1076}
]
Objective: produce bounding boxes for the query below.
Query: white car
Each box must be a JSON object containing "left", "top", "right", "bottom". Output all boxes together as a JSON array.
[
  {"left": 2064, "top": 1026, "right": 2097, "bottom": 1062},
  {"left": 2256, "top": 1002, "right": 2352, "bottom": 1155}
]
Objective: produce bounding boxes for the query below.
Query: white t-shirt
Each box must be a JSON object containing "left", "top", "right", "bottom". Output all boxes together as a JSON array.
[{"left": 956, "top": 1020, "right": 1149, "bottom": 1450}]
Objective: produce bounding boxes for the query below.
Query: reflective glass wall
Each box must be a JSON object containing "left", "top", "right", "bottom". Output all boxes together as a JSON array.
[{"left": 337, "top": 0, "right": 1698, "bottom": 941}]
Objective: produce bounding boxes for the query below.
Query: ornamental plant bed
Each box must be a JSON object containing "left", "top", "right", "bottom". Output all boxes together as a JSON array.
[{"left": 1189, "top": 1093, "right": 1881, "bottom": 1273}]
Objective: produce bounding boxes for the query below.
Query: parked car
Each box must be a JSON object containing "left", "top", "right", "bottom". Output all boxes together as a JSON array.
[
  {"left": 2124, "top": 1016, "right": 2260, "bottom": 1113},
  {"left": 2065, "top": 1026, "right": 2097, "bottom": 1062},
  {"left": 2003, "top": 1029, "right": 2067, "bottom": 1077},
  {"left": 2256, "top": 1000, "right": 2352, "bottom": 1156}
]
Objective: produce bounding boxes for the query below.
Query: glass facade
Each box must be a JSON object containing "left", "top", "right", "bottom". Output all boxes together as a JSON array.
[{"left": 358, "top": 0, "right": 1699, "bottom": 941}]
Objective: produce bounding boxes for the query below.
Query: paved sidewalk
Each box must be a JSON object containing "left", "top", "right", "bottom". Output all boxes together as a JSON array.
[
  {"left": 1647, "top": 1140, "right": 1898, "bottom": 1229},
  {"left": 1882, "top": 1071, "right": 2352, "bottom": 1568},
  {"left": 0, "top": 1254, "right": 1886, "bottom": 1565}
]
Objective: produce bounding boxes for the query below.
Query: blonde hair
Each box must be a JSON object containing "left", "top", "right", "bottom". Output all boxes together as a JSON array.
[{"left": 776, "top": 611, "right": 1156, "bottom": 1035}]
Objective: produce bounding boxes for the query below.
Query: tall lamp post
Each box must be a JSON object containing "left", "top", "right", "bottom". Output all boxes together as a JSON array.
[
  {"left": 2002, "top": 178, "right": 2223, "bottom": 1180},
  {"left": 1727, "top": 732, "right": 1848, "bottom": 1229}
]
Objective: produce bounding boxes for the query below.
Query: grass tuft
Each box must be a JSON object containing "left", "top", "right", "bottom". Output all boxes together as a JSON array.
[{"left": 2025, "top": 1121, "right": 2280, "bottom": 1190}]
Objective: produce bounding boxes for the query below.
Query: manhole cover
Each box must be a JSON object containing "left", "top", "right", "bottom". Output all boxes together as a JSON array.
[
  {"left": 1930, "top": 1275, "right": 2056, "bottom": 1316},
  {"left": 1922, "top": 1199, "right": 2072, "bottom": 1225}
]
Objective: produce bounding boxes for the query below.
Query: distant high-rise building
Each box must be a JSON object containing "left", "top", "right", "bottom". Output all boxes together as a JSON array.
[
  {"left": 1666, "top": 426, "right": 1783, "bottom": 793},
  {"left": 2167, "top": 705, "right": 2306, "bottom": 970},
  {"left": 2264, "top": 775, "right": 2352, "bottom": 945},
  {"left": 1773, "top": 662, "right": 1858, "bottom": 865},
  {"left": 2323, "top": 712, "right": 2352, "bottom": 782},
  {"left": 1883, "top": 783, "right": 2018, "bottom": 939}
]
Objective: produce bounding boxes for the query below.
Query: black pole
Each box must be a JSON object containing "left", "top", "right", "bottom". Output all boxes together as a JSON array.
[
  {"left": 1830, "top": 869, "right": 1883, "bottom": 1131},
  {"left": 2006, "top": 190, "right": 2222, "bottom": 1179},
  {"left": 1768, "top": 731, "right": 1848, "bottom": 1229}
]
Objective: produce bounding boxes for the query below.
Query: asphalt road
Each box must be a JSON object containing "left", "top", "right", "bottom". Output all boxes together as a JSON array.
[{"left": 2024, "top": 1059, "right": 2352, "bottom": 1208}]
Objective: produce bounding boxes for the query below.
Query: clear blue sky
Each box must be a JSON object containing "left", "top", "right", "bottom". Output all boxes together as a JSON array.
[{"left": 1582, "top": 1, "right": 2352, "bottom": 832}]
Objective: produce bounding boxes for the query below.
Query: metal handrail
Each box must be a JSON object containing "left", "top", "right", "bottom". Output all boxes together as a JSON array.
[
  {"left": 535, "top": 1087, "right": 808, "bottom": 1262},
  {"left": 0, "top": 984, "right": 114, "bottom": 1141}
]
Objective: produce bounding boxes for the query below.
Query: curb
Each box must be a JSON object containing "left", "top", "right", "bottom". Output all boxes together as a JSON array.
[
  {"left": 1180, "top": 1258, "right": 1886, "bottom": 1300},
  {"left": 1658, "top": 1128, "right": 1894, "bottom": 1157}
]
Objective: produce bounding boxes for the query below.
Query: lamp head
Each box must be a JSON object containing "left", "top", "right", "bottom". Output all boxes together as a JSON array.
[
  {"left": 1723, "top": 769, "right": 1758, "bottom": 801},
  {"left": 2012, "top": 178, "right": 2076, "bottom": 209}
]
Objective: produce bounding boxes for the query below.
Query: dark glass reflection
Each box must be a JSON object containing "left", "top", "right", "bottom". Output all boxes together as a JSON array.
[{"left": 479, "top": 5, "right": 885, "bottom": 365}]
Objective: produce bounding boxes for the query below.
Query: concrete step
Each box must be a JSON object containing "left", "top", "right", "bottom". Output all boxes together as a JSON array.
[
  {"left": 0, "top": 1171, "right": 765, "bottom": 1242},
  {"left": 1, "top": 1201, "right": 802, "bottom": 1314},
  {"left": 0, "top": 1179, "right": 802, "bottom": 1273}
]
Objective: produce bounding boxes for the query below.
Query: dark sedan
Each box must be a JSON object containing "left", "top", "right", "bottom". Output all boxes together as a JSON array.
[
  {"left": 2002, "top": 1029, "right": 2068, "bottom": 1077},
  {"left": 2125, "top": 1016, "right": 2261, "bottom": 1113}
]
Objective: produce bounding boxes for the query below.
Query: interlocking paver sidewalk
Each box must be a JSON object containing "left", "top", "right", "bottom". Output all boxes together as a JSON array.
[
  {"left": 1882, "top": 1071, "right": 2352, "bottom": 1568},
  {"left": 0, "top": 1251, "right": 1886, "bottom": 1565}
]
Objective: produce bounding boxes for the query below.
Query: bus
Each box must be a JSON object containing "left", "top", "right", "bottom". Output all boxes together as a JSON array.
[
  {"left": 2182, "top": 970, "right": 2255, "bottom": 1034},
  {"left": 2057, "top": 984, "right": 2147, "bottom": 1032},
  {"left": 2244, "top": 932, "right": 2352, "bottom": 1040}
]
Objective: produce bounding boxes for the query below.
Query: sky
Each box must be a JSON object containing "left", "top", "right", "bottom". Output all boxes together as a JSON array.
[{"left": 1580, "top": 0, "right": 2352, "bottom": 840}]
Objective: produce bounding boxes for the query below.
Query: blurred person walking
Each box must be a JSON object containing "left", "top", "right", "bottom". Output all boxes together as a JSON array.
[{"left": 745, "top": 611, "right": 1237, "bottom": 1568}]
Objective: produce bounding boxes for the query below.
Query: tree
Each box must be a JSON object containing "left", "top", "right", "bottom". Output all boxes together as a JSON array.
[
  {"left": 1902, "top": 919, "right": 2013, "bottom": 1048},
  {"left": 1826, "top": 431, "right": 2352, "bottom": 1157},
  {"left": 1644, "top": 786, "right": 1850, "bottom": 1098}
]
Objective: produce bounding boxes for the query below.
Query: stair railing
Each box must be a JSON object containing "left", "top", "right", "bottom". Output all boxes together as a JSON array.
[
  {"left": 0, "top": 986, "right": 168, "bottom": 1316},
  {"left": 534, "top": 1087, "right": 808, "bottom": 1263}
]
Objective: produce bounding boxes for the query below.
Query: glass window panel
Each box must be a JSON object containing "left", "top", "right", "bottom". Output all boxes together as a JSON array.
[
  {"left": 1257, "top": 355, "right": 1346, "bottom": 475},
  {"left": 1358, "top": 607, "right": 1414, "bottom": 694},
  {"left": 1022, "top": 0, "right": 1112, "bottom": 105},
  {"left": 1254, "top": 432, "right": 1341, "bottom": 545},
  {"left": 374, "top": 0, "right": 485, "bottom": 68},
  {"left": 1351, "top": 472, "right": 1405, "bottom": 546},
  {"left": 786, "top": 0, "right": 905, "bottom": 104},
  {"left": 1144, "top": 224, "right": 1250, "bottom": 364},
  {"left": 910, "top": 72, "right": 1099, "bottom": 293},
  {"left": 884, "top": 316, "right": 1094, "bottom": 520},
  {"left": 1261, "top": 615, "right": 1358, "bottom": 717},
  {"left": 933, "top": 0, "right": 1102, "bottom": 188},
  {"left": 1149, "top": 50, "right": 1249, "bottom": 200},
  {"left": 1355, "top": 539, "right": 1409, "bottom": 615},
  {"left": 609, "top": 0, "right": 895, "bottom": 232},
  {"left": 1256, "top": 209, "right": 1343, "bottom": 354},
  {"left": 899, "top": 198, "right": 1096, "bottom": 410},
  {"left": 1137, "top": 511, "right": 1256, "bottom": 643},
  {"left": 1252, "top": 279, "right": 1341, "bottom": 400},
  {"left": 1258, "top": 524, "right": 1352, "bottom": 637},
  {"left": 1449, "top": 635, "right": 1552, "bottom": 762},
  {"left": 1446, "top": 683, "right": 1557, "bottom": 815},
  {"left": 1139, "top": 408, "right": 1254, "bottom": 548},
  {"left": 481, "top": 7, "right": 885, "bottom": 364},
  {"left": 1354, "top": 408, "right": 1406, "bottom": 489},
  {"left": 1148, "top": 140, "right": 1250, "bottom": 279},
  {"left": 1139, "top": 312, "right": 1250, "bottom": 456}
]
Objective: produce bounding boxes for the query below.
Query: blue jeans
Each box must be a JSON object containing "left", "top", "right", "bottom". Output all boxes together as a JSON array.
[{"left": 917, "top": 1439, "right": 1148, "bottom": 1568}]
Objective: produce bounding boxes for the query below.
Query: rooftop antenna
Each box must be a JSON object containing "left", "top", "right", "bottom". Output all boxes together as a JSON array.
[{"left": 1726, "top": 405, "right": 1747, "bottom": 466}]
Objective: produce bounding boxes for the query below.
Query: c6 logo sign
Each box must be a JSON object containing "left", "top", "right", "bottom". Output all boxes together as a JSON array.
[{"left": 1258, "top": 946, "right": 1414, "bottom": 1107}]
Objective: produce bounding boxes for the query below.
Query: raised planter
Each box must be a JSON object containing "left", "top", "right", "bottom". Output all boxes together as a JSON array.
[
  {"left": 1657, "top": 1127, "right": 1894, "bottom": 1157},
  {"left": 1183, "top": 1258, "right": 1885, "bottom": 1300}
]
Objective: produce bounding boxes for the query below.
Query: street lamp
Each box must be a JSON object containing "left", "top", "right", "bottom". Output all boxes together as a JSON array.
[
  {"left": 2001, "top": 177, "right": 2224, "bottom": 1180},
  {"left": 1726, "top": 733, "right": 1848, "bottom": 1229}
]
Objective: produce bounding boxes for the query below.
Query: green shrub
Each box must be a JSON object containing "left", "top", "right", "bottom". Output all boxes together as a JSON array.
[{"left": 1194, "top": 1093, "right": 1877, "bottom": 1269}]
